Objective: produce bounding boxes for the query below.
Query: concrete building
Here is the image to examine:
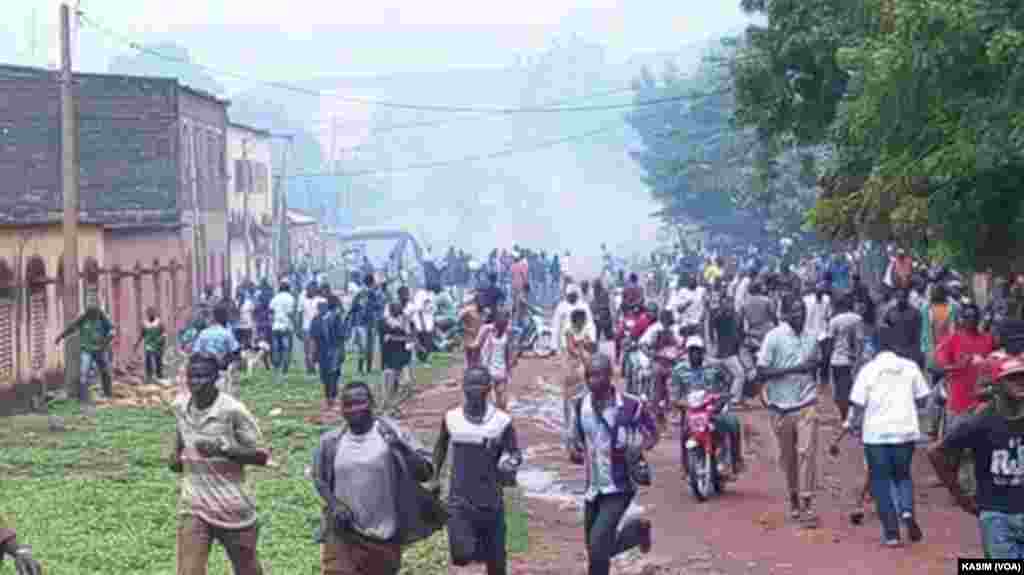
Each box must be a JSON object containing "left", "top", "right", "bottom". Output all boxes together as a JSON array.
[
  {"left": 0, "top": 64, "right": 229, "bottom": 408},
  {"left": 227, "top": 122, "right": 274, "bottom": 285}
]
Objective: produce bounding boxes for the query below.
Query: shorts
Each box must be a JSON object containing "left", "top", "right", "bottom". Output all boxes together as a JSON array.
[
  {"left": 832, "top": 365, "right": 855, "bottom": 403},
  {"left": 448, "top": 504, "right": 506, "bottom": 567}
]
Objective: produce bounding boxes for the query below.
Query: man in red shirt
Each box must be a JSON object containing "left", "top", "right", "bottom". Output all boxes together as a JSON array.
[
  {"left": 510, "top": 253, "right": 529, "bottom": 310},
  {"left": 936, "top": 304, "right": 995, "bottom": 433}
]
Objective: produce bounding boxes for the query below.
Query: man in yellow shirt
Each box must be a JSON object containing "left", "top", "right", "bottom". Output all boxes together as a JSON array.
[{"left": 704, "top": 257, "right": 724, "bottom": 287}]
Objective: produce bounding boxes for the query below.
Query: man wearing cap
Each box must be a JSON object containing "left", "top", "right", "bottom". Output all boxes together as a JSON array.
[
  {"left": 432, "top": 367, "right": 523, "bottom": 575},
  {"left": 930, "top": 355, "right": 1024, "bottom": 558},
  {"left": 672, "top": 337, "right": 745, "bottom": 478},
  {"left": 757, "top": 294, "right": 823, "bottom": 527}
]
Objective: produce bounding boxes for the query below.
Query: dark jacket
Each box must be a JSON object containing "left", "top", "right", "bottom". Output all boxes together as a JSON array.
[{"left": 312, "top": 418, "right": 446, "bottom": 546}]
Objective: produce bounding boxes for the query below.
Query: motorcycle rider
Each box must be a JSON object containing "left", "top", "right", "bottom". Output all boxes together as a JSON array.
[
  {"left": 641, "top": 310, "right": 679, "bottom": 426},
  {"left": 673, "top": 337, "right": 745, "bottom": 478},
  {"left": 616, "top": 303, "right": 655, "bottom": 367}
]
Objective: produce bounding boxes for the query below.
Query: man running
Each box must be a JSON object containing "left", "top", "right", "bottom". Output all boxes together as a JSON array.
[
  {"left": 55, "top": 303, "right": 116, "bottom": 401},
  {"left": 570, "top": 354, "right": 656, "bottom": 575},
  {"left": 432, "top": 367, "right": 523, "bottom": 575}
]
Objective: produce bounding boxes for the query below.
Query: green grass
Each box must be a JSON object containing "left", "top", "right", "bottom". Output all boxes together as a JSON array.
[{"left": 1, "top": 352, "right": 529, "bottom": 574}]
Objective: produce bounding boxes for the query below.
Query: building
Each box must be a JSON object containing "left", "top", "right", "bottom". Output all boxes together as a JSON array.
[
  {"left": 227, "top": 122, "right": 274, "bottom": 286},
  {"left": 0, "top": 64, "right": 230, "bottom": 411}
]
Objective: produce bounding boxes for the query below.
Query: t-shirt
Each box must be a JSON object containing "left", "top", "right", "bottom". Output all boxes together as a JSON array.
[
  {"left": 302, "top": 294, "right": 326, "bottom": 332},
  {"left": 192, "top": 325, "right": 241, "bottom": 360},
  {"left": 943, "top": 415, "right": 1024, "bottom": 514},
  {"left": 936, "top": 331, "right": 997, "bottom": 414},
  {"left": 828, "top": 312, "right": 864, "bottom": 366},
  {"left": 443, "top": 404, "right": 518, "bottom": 510},
  {"left": 802, "top": 294, "right": 831, "bottom": 339},
  {"left": 334, "top": 421, "right": 398, "bottom": 541},
  {"left": 173, "top": 393, "right": 263, "bottom": 529},
  {"left": 757, "top": 322, "right": 819, "bottom": 412},
  {"left": 510, "top": 261, "right": 529, "bottom": 292},
  {"left": 461, "top": 305, "right": 483, "bottom": 351},
  {"left": 849, "top": 352, "right": 931, "bottom": 445},
  {"left": 742, "top": 295, "right": 776, "bottom": 339},
  {"left": 671, "top": 287, "right": 706, "bottom": 326},
  {"left": 270, "top": 291, "right": 297, "bottom": 332},
  {"left": 480, "top": 325, "right": 510, "bottom": 379},
  {"left": 141, "top": 319, "right": 166, "bottom": 354},
  {"left": 710, "top": 307, "right": 741, "bottom": 358}
]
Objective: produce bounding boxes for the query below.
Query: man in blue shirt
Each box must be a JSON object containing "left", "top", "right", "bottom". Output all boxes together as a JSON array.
[{"left": 192, "top": 302, "right": 241, "bottom": 392}]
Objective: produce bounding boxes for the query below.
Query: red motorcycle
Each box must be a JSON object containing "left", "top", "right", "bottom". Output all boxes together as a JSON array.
[{"left": 682, "top": 390, "right": 733, "bottom": 501}]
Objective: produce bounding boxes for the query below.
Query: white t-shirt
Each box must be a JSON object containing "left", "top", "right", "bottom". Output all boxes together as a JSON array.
[
  {"left": 269, "top": 291, "right": 297, "bottom": 332},
  {"left": 802, "top": 294, "right": 831, "bottom": 340},
  {"left": 670, "top": 287, "right": 706, "bottom": 326},
  {"left": 239, "top": 299, "right": 255, "bottom": 329},
  {"left": 734, "top": 277, "right": 751, "bottom": 313},
  {"left": 849, "top": 351, "right": 931, "bottom": 445}
]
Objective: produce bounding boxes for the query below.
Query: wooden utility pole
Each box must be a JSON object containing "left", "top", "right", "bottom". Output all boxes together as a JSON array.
[
  {"left": 60, "top": 3, "right": 82, "bottom": 400},
  {"left": 241, "top": 138, "right": 251, "bottom": 281}
]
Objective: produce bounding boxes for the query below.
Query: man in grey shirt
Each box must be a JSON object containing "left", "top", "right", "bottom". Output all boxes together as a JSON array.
[
  {"left": 826, "top": 293, "right": 864, "bottom": 422},
  {"left": 314, "top": 381, "right": 434, "bottom": 575}
]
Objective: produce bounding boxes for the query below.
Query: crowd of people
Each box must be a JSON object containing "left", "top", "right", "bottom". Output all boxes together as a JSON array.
[{"left": 13, "top": 240, "right": 1024, "bottom": 575}]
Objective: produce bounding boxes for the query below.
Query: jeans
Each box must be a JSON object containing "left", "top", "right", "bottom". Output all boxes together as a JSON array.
[
  {"left": 583, "top": 493, "right": 647, "bottom": 575},
  {"left": 351, "top": 324, "right": 377, "bottom": 374},
  {"left": 864, "top": 443, "right": 916, "bottom": 539},
  {"left": 176, "top": 515, "right": 263, "bottom": 575},
  {"left": 448, "top": 504, "right": 507, "bottom": 575},
  {"left": 980, "top": 511, "right": 1024, "bottom": 559},
  {"left": 271, "top": 330, "right": 292, "bottom": 373},
  {"left": 320, "top": 367, "right": 340, "bottom": 401},
  {"left": 144, "top": 349, "right": 163, "bottom": 381},
  {"left": 80, "top": 350, "right": 112, "bottom": 400},
  {"left": 716, "top": 355, "right": 745, "bottom": 401}
]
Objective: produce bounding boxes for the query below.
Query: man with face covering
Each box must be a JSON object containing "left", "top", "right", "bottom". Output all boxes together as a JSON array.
[
  {"left": 570, "top": 354, "right": 657, "bottom": 575},
  {"left": 170, "top": 352, "right": 270, "bottom": 574},
  {"left": 313, "top": 381, "right": 437, "bottom": 575},
  {"left": 432, "top": 367, "right": 523, "bottom": 575},
  {"left": 757, "top": 295, "right": 824, "bottom": 527}
]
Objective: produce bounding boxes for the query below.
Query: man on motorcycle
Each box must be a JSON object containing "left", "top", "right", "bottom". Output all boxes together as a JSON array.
[
  {"left": 641, "top": 310, "right": 679, "bottom": 426},
  {"left": 673, "top": 337, "right": 745, "bottom": 478},
  {"left": 616, "top": 303, "right": 655, "bottom": 365}
]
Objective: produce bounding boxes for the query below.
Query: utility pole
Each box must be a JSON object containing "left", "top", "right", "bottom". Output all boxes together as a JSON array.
[
  {"left": 241, "top": 138, "right": 251, "bottom": 281},
  {"left": 60, "top": 3, "right": 82, "bottom": 401},
  {"left": 270, "top": 135, "right": 292, "bottom": 279}
]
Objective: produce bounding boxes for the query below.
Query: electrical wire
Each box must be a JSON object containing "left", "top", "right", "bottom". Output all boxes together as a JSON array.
[
  {"left": 78, "top": 11, "right": 720, "bottom": 115},
  {"left": 289, "top": 111, "right": 694, "bottom": 179}
]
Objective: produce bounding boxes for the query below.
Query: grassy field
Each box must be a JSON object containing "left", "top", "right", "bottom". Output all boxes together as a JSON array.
[{"left": 1, "top": 353, "right": 529, "bottom": 574}]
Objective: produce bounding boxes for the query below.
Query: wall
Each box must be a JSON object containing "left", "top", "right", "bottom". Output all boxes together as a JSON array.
[
  {"left": 0, "top": 65, "right": 180, "bottom": 226},
  {"left": 0, "top": 223, "right": 195, "bottom": 415},
  {"left": 102, "top": 226, "right": 192, "bottom": 360}
]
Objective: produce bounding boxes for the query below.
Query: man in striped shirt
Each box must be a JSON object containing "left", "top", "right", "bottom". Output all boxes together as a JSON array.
[{"left": 170, "top": 352, "right": 270, "bottom": 575}]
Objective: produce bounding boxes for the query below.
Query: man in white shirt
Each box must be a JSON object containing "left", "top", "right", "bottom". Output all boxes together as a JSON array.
[
  {"left": 553, "top": 285, "right": 593, "bottom": 353},
  {"left": 301, "top": 283, "right": 327, "bottom": 375},
  {"left": 843, "top": 330, "right": 931, "bottom": 546},
  {"left": 734, "top": 272, "right": 753, "bottom": 315},
  {"left": 269, "top": 279, "right": 297, "bottom": 375},
  {"left": 670, "top": 276, "right": 706, "bottom": 339},
  {"left": 802, "top": 284, "right": 832, "bottom": 386}
]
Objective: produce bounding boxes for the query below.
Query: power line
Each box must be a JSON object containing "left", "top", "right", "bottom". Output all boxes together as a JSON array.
[
  {"left": 78, "top": 11, "right": 716, "bottom": 115},
  {"left": 290, "top": 112, "right": 691, "bottom": 179}
]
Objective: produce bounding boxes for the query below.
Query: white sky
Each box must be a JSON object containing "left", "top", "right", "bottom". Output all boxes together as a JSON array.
[{"left": 9, "top": 0, "right": 751, "bottom": 80}]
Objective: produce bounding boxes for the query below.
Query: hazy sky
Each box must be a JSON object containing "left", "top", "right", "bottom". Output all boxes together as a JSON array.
[
  {"left": 4, "top": 0, "right": 754, "bottom": 273},
  {"left": 10, "top": 1, "right": 750, "bottom": 87}
]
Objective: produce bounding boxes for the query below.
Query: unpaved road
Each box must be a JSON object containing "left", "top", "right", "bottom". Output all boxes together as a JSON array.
[{"left": 401, "top": 354, "right": 983, "bottom": 575}]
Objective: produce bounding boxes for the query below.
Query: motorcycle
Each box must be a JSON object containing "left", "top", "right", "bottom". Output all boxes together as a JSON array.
[
  {"left": 624, "top": 344, "right": 655, "bottom": 400},
  {"left": 683, "top": 389, "right": 733, "bottom": 501}
]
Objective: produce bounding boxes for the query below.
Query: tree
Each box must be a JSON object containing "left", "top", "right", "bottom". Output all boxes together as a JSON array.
[
  {"left": 108, "top": 42, "right": 224, "bottom": 97},
  {"left": 627, "top": 53, "right": 817, "bottom": 247},
  {"left": 731, "top": 0, "right": 1024, "bottom": 273}
]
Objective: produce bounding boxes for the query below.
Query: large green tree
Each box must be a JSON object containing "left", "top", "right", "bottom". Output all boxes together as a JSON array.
[{"left": 731, "top": 0, "right": 1024, "bottom": 272}]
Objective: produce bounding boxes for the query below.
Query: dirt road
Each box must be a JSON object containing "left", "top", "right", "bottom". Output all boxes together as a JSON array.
[{"left": 401, "top": 354, "right": 983, "bottom": 575}]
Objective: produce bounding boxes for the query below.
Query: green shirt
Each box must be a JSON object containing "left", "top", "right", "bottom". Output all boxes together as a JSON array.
[
  {"left": 77, "top": 313, "right": 114, "bottom": 354},
  {"left": 142, "top": 320, "right": 166, "bottom": 353},
  {"left": 670, "top": 363, "right": 731, "bottom": 402}
]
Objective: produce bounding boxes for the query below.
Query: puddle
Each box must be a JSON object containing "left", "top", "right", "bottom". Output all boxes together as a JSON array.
[
  {"left": 506, "top": 375, "right": 574, "bottom": 434},
  {"left": 517, "top": 467, "right": 645, "bottom": 520}
]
